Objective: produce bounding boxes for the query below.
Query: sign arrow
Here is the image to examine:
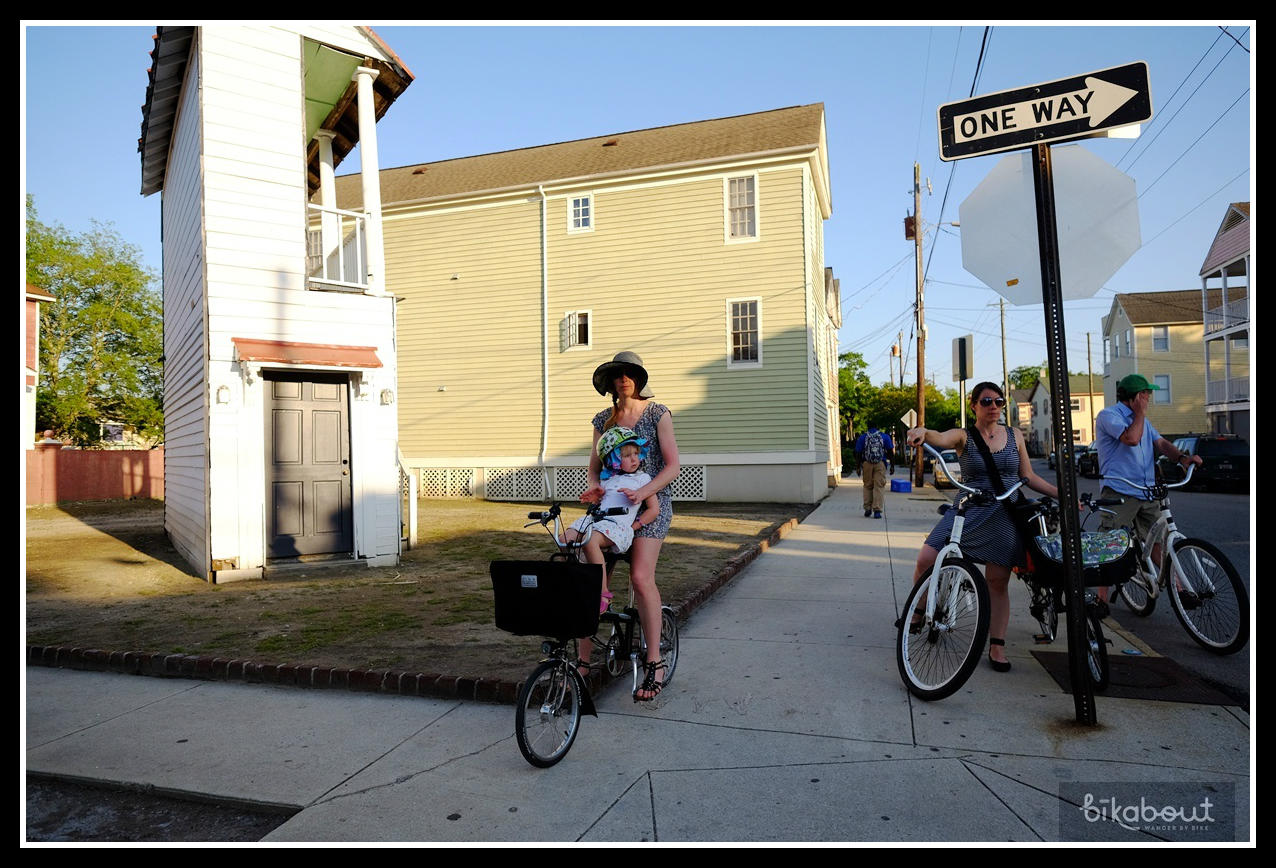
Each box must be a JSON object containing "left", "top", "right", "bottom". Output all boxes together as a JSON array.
[
  {"left": 938, "top": 62, "right": 1152, "bottom": 161},
  {"left": 951, "top": 77, "right": 1140, "bottom": 146}
]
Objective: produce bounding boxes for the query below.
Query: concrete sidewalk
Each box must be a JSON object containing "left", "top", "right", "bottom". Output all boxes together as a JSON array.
[{"left": 24, "top": 476, "right": 1251, "bottom": 843}]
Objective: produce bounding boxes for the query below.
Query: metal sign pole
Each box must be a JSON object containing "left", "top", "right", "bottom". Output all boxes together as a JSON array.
[{"left": 1032, "top": 143, "right": 1096, "bottom": 725}]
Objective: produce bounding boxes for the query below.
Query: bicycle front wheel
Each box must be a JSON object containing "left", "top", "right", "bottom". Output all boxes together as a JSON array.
[
  {"left": 1167, "top": 538, "right": 1249, "bottom": 655},
  {"left": 515, "top": 660, "right": 583, "bottom": 768},
  {"left": 896, "top": 557, "right": 990, "bottom": 701}
]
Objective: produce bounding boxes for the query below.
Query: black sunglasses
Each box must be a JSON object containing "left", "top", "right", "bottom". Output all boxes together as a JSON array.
[{"left": 977, "top": 396, "right": 1007, "bottom": 408}]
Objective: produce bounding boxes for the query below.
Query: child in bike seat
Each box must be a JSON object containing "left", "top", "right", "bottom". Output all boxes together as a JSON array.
[{"left": 566, "top": 426, "right": 660, "bottom": 613}]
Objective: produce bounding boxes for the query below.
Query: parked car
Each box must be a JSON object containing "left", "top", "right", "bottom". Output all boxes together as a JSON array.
[
  {"left": 1167, "top": 433, "right": 1249, "bottom": 491},
  {"left": 1047, "top": 443, "right": 1086, "bottom": 471},
  {"left": 1077, "top": 442, "right": 1100, "bottom": 478},
  {"left": 932, "top": 449, "right": 961, "bottom": 488}
]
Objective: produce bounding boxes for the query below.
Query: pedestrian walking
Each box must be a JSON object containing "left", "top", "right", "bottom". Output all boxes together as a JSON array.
[{"left": 854, "top": 424, "right": 894, "bottom": 518}]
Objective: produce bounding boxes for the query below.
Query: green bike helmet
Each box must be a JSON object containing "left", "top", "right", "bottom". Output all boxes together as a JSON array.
[{"left": 597, "top": 426, "right": 650, "bottom": 479}]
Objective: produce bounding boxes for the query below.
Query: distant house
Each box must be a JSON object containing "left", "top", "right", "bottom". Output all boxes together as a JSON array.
[
  {"left": 1199, "top": 202, "right": 1249, "bottom": 438},
  {"left": 24, "top": 283, "right": 54, "bottom": 448},
  {"left": 1101, "top": 290, "right": 1211, "bottom": 437},
  {"left": 1009, "top": 387, "right": 1032, "bottom": 444},
  {"left": 332, "top": 104, "right": 839, "bottom": 503},
  {"left": 138, "top": 25, "right": 414, "bottom": 581},
  {"left": 1025, "top": 374, "right": 1105, "bottom": 456}
]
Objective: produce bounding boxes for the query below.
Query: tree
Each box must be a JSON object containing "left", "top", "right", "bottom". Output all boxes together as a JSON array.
[
  {"left": 837, "top": 351, "right": 872, "bottom": 444},
  {"left": 1009, "top": 362, "right": 1047, "bottom": 391},
  {"left": 26, "top": 199, "right": 163, "bottom": 447}
]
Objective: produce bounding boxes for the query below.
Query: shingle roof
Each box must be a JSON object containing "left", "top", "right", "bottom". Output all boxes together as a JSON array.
[
  {"left": 1116, "top": 288, "right": 1245, "bottom": 325},
  {"left": 333, "top": 103, "right": 827, "bottom": 210},
  {"left": 1199, "top": 201, "right": 1250, "bottom": 277}
]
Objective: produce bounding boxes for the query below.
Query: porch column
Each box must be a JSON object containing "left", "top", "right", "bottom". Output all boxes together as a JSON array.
[
  {"left": 315, "top": 130, "right": 340, "bottom": 281},
  {"left": 354, "top": 66, "right": 385, "bottom": 296}
]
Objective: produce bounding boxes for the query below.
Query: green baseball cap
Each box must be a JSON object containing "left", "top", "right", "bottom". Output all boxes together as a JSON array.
[{"left": 1117, "top": 373, "right": 1159, "bottom": 394}]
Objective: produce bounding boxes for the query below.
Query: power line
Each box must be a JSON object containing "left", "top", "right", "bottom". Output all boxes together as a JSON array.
[
  {"left": 1140, "top": 88, "right": 1250, "bottom": 196},
  {"left": 1219, "top": 25, "right": 1251, "bottom": 52}
]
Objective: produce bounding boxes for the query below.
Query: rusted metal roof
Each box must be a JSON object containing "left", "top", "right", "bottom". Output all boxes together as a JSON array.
[
  {"left": 332, "top": 103, "right": 827, "bottom": 210},
  {"left": 231, "top": 338, "right": 382, "bottom": 368},
  {"left": 139, "top": 26, "right": 413, "bottom": 198},
  {"left": 1199, "top": 201, "right": 1250, "bottom": 277}
]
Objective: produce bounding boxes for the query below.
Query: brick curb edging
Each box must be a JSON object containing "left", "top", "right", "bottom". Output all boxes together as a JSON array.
[{"left": 27, "top": 515, "right": 803, "bottom": 705}]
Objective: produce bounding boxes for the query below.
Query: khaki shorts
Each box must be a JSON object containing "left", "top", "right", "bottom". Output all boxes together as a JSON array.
[{"left": 1097, "top": 486, "right": 1161, "bottom": 539}]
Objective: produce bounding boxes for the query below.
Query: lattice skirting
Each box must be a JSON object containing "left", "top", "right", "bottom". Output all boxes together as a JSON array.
[{"left": 413, "top": 465, "right": 707, "bottom": 501}]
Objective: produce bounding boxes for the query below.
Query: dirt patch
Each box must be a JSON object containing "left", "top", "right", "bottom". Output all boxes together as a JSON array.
[{"left": 26, "top": 498, "right": 815, "bottom": 686}]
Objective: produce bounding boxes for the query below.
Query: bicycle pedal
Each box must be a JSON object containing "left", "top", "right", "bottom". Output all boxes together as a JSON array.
[{"left": 1032, "top": 633, "right": 1052, "bottom": 644}]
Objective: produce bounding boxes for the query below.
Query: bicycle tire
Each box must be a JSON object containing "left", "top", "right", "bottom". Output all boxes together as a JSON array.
[
  {"left": 603, "top": 618, "right": 628, "bottom": 678},
  {"left": 637, "top": 606, "right": 679, "bottom": 689},
  {"left": 1166, "top": 538, "right": 1249, "bottom": 655},
  {"left": 1084, "top": 607, "right": 1110, "bottom": 691},
  {"left": 514, "top": 660, "right": 583, "bottom": 768},
  {"left": 896, "top": 557, "right": 989, "bottom": 701}
]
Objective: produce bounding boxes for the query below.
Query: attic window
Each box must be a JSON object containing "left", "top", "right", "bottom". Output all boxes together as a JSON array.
[{"left": 602, "top": 139, "right": 619, "bottom": 147}]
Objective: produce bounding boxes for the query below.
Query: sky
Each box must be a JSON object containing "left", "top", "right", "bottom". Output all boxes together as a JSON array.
[{"left": 21, "top": 22, "right": 1254, "bottom": 391}]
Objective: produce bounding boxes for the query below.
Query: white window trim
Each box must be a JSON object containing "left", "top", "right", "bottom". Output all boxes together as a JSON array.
[
  {"left": 563, "top": 309, "right": 592, "bottom": 351},
  {"left": 723, "top": 174, "right": 760, "bottom": 244},
  {"left": 1152, "top": 325, "right": 1169, "bottom": 352},
  {"left": 567, "top": 193, "right": 594, "bottom": 234},
  {"left": 726, "top": 296, "right": 763, "bottom": 369},
  {"left": 1153, "top": 374, "right": 1171, "bottom": 404}
]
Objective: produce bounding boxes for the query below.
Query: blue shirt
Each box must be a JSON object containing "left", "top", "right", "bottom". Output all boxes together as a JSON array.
[
  {"left": 855, "top": 429, "right": 894, "bottom": 459},
  {"left": 1095, "top": 401, "right": 1161, "bottom": 498}
]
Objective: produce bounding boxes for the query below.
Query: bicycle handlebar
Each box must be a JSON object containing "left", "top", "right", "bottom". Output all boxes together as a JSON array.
[
  {"left": 922, "top": 442, "right": 1027, "bottom": 502},
  {"left": 1103, "top": 463, "right": 1194, "bottom": 499}
]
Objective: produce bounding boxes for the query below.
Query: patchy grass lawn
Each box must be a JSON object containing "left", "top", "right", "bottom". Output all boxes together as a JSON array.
[{"left": 26, "top": 498, "right": 814, "bottom": 685}]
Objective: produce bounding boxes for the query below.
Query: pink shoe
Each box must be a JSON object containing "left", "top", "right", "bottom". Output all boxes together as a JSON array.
[{"left": 599, "top": 591, "right": 614, "bottom": 614}]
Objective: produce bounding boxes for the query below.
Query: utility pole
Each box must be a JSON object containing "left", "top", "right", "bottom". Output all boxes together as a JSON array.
[
  {"left": 1087, "top": 333, "right": 1096, "bottom": 441},
  {"left": 897, "top": 331, "right": 905, "bottom": 388},
  {"left": 1001, "top": 299, "right": 1009, "bottom": 425},
  {"left": 912, "top": 163, "right": 926, "bottom": 487}
]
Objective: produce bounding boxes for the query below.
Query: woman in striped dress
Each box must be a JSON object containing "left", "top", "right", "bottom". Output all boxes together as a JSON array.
[{"left": 905, "top": 382, "right": 1061, "bottom": 672}]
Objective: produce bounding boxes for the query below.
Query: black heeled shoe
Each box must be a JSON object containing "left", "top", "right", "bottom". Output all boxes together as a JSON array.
[{"left": 988, "top": 637, "right": 1011, "bottom": 672}]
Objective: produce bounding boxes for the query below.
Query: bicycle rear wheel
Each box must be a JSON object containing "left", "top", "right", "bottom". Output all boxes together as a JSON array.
[
  {"left": 896, "top": 557, "right": 989, "bottom": 701},
  {"left": 637, "top": 606, "right": 679, "bottom": 689},
  {"left": 515, "top": 660, "right": 583, "bottom": 768},
  {"left": 1167, "top": 538, "right": 1249, "bottom": 655},
  {"left": 1084, "top": 607, "right": 1110, "bottom": 691}
]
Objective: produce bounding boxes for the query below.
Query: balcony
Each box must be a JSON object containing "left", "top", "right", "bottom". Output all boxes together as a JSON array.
[
  {"left": 306, "top": 204, "right": 369, "bottom": 292},
  {"left": 1204, "top": 297, "right": 1249, "bottom": 335},
  {"left": 1206, "top": 377, "right": 1249, "bottom": 405}
]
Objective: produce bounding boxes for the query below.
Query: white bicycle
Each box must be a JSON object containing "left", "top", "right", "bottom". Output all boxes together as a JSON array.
[
  {"left": 896, "top": 443, "right": 1028, "bottom": 701},
  {"left": 1106, "top": 466, "right": 1249, "bottom": 656}
]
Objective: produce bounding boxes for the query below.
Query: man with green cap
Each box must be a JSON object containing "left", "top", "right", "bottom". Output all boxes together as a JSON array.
[{"left": 1094, "top": 373, "right": 1202, "bottom": 597}]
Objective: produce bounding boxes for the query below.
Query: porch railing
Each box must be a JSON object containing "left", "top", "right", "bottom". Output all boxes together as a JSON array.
[
  {"left": 1204, "top": 297, "right": 1249, "bottom": 335},
  {"left": 307, "top": 204, "right": 369, "bottom": 292},
  {"left": 1206, "top": 377, "right": 1250, "bottom": 404}
]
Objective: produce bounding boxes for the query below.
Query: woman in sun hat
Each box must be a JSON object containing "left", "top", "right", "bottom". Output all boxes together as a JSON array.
[{"left": 579, "top": 351, "right": 681, "bottom": 701}]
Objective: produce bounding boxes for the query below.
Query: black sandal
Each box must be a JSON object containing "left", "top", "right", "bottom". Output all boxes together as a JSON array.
[
  {"left": 633, "top": 661, "right": 665, "bottom": 702},
  {"left": 988, "top": 638, "right": 1011, "bottom": 673}
]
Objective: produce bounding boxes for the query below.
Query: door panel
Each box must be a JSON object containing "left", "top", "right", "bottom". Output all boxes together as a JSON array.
[{"left": 265, "top": 373, "right": 353, "bottom": 557}]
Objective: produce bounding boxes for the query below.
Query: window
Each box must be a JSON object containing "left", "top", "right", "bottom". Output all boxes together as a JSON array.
[
  {"left": 568, "top": 195, "right": 592, "bottom": 233},
  {"left": 1231, "top": 333, "right": 1249, "bottom": 350},
  {"left": 726, "top": 175, "right": 757, "bottom": 241},
  {"left": 727, "top": 298, "right": 761, "bottom": 367},
  {"left": 1152, "top": 325, "right": 1169, "bottom": 352},
  {"left": 1124, "top": 330, "right": 1131, "bottom": 357},
  {"left": 562, "top": 310, "right": 591, "bottom": 350},
  {"left": 1104, "top": 338, "right": 1111, "bottom": 363},
  {"left": 1070, "top": 397, "right": 1082, "bottom": 411},
  {"left": 1154, "top": 374, "right": 1171, "bottom": 404}
]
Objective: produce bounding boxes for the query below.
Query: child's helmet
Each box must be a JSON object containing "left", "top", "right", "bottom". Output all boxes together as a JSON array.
[{"left": 597, "top": 426, "right": 649, "bottom": 479}]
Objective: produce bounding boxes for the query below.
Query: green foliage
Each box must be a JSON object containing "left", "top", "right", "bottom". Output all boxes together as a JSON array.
[
  {"left": 1009, "top": 363, "right": 1046, "bottom": 391},
  {"left": 26, "top": 198, "right": 162, "bottom": 447},
  {"left": 836, "top": 351, "right": 872, "bottom": 444}
]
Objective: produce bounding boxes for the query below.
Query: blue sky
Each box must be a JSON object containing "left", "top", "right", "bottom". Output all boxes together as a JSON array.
[{"left": 21, "top": 22, "right": 1253, "bottom": 389}]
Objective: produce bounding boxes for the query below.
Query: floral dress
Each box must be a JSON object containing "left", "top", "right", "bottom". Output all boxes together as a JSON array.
[{"left": 593, "top": 402, "right": 673, "bottom": 540}]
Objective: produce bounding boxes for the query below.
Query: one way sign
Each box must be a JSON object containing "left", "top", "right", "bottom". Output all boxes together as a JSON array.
[{"left": 938, "top": 62, "right": 1152, "bottom": 161}]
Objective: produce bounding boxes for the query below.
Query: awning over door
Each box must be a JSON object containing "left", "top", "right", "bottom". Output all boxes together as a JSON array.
[{"left": 232, "top": 338, "right": 383, "bottom": 369}]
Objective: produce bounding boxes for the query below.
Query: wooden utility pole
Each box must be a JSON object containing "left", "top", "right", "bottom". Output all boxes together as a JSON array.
[
  {"left": 1087, "top": 333, "right": 1096, "bottom": 441},
  {"left": 913, "top": 163, "right": 926, "bottom": 487}
]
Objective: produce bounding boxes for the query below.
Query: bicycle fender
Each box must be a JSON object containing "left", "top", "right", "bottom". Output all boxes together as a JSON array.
[{"left": 573, "top": 671, "right": 599, "bottom": 717}]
